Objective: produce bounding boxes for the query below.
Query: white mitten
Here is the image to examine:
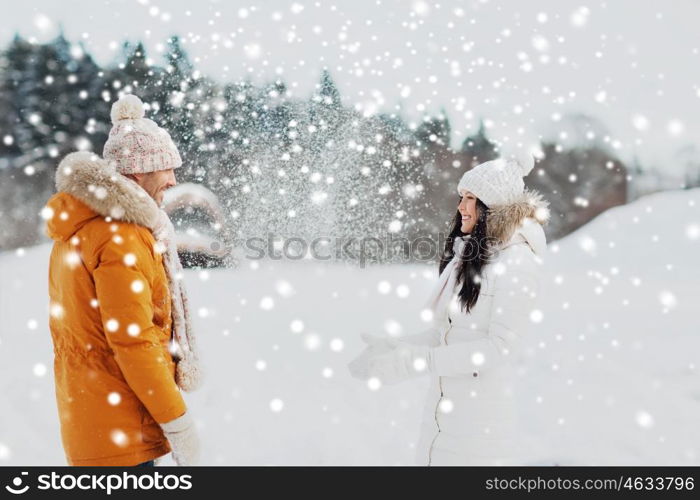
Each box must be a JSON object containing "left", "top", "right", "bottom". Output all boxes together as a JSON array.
[
  {"left": 348, "top": 334, "right": 394, "bottom": 380},
  {"left": 160, "top": 412, "right": 200, "bottom": 466},
  {"left": 350, "top": 334, "right": 432, "bottom": 385}
]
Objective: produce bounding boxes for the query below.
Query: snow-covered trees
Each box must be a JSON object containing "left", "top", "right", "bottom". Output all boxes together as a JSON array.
[{"left": 0, "top": 34, "right": 631, "bottom": 258}]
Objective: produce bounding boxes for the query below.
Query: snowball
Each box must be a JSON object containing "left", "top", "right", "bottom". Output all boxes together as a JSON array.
[
  {"left": 40, "top": 206, "right": 55, "bottom": 220},
  {"left": 377, "top": 281, "right": 391, "bottom": 294},
  {"left": 384, "top": 319, "right": 402, "bottom": 336},
  {"left": 578, "top": 235, "right": 597, "bottom": 254},
  {"left": 304, "top": 333, "right": 321, "bottom": 351},
  {"left": 438, "top": 399, "right": 454, "bottom": 413},
  {"left": 50, "top": 303, "right": 65, "bottom": 319},
  {"left": 686, "top": 224, "right": 700, "bottom": 240},
  {"left": 570, "top": 6, "right": 590, "bottom": 27},
  {"left": 329, "top": 338, "right": 344, "bottom": 352},
  {"left": 94, "top": 186, "right": 107, "bottom": 200},
  {"left": 310, "top": 191, "right": 327, "bottom": 205},
  {"left": 269, "top": 398, "right": 284, "bottom": 412},
  {"left": 530, "top": 309, "right": 544, "bottom": 323},
  {"left": 107, "top": 392, "right": 121, "bottom": 405},
  {"left": 413, "top": 0, "right": 429, "bottom": 15},
  {"left": 413, "top": 357, "right": 427, "bottom": 372},
  {"left": 367, "top": 377, "right": 382, "bottom": 391},
  {"left": 275, "top": 280, "right": 295, "bottom": 297},
  {"left": 64, "top": 251, "right": 81, "bottom": 269},
  {"left": 667, "top": 120, "right": 684, "bottom": 136},
  {"left": 420, "top": 309, "right": 434, "bottom": 322},
  {"left": 388, "top": 220, "right": 402, "bottom": 233},
  {"left": 110, "top": 429, "right": 128, "bottom": 447},
  {"left": 290, "top": 319, "right": 304, "bottom": 334},
  {"left": 33, "top": 363, "right": 47, "bottom": 377},
  {"left": 531, "top": 35, "right": 549, "bottom": 52},
  {"left": 635, "top": 410, "right": 654, "bottom": 429},
  {"left": 632, "top": 114, "right": 650, "bottom": 131},
  {"left": 244, "top": 43, "right": 262, "bottom": 59},
  {"left": 658, "top": 290, "right": 677, "bottom": 310},
  {"left": 110, "top": 205, "right": 125, "bottom": 219}
]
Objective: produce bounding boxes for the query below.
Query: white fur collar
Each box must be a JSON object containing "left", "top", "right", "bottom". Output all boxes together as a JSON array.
[
  {"left": 486, "top": 188, "right": 550, "bottom": 256},
  {"left": 55, "top": 151, "right": 161, "bottom": 231}
]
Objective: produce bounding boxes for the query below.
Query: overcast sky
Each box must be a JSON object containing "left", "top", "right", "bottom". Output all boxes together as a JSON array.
[{"left": 2, "top": 0, "right": 699, "bottom": 173}]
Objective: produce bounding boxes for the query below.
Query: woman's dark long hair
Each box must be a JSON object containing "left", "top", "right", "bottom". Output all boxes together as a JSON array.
[{"left": 439, "top": 198, "right": 490, "bottom": 313}]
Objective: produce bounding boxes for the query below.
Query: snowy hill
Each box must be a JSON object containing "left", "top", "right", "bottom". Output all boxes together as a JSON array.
[{"left": 1, "top": 188, "right": 699, "bottom": 465}]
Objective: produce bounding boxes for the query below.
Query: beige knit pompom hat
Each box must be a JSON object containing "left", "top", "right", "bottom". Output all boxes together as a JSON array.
[{"left": 103, "top": 94, "right": 182, "bottom": 174}]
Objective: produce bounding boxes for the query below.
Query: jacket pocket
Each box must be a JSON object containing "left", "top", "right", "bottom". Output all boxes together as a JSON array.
[{"left": 139, "top": 405, "right": 165, "bottom": 445}]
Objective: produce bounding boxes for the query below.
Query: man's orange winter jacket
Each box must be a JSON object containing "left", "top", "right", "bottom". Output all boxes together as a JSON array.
[{"left": 45, "top": 152, "right": 186, "bottom": 466}]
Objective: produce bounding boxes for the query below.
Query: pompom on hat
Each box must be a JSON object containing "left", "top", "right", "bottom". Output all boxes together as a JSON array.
[
  {"left": 457, "top": 149, "right": 536, "bottom": 207},
  {"left": 103, "top": 94, "right": 182, "bottom": 175}
]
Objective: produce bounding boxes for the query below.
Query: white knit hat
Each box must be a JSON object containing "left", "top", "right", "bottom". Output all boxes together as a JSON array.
[
  {"left": 457, "top": 153, "right": 535, "bottom": 207},
  {"left": 103, "top": 94, "right": 182, "bottom": 174}
]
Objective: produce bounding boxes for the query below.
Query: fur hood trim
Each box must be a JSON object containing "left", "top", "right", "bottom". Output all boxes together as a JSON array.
[
  {"left": 486, "top": 188, "right": 550, "bottom": 256},
  {"left": 55, "top": 152, "right": 161, "bottom": 231}
]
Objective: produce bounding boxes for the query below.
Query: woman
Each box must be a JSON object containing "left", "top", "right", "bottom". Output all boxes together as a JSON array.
[{"left": 349, "top": 154, "right": 550, "bottom": 465}]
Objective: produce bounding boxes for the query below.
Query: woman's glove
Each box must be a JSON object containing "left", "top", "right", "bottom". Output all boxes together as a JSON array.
[
  {"left": 347, "top": 333, "right": 395, "bottom": 380},
  {"left": 160, "top": 412, "right": 200, "bottom": 466},
  {"left": 348, "top": 333, "right": 432, "bottom": 385}
]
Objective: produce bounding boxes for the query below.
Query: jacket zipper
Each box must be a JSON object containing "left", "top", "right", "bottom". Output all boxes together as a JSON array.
[{"left": 428, "top": 317, "right": 452, "bottom": 465}]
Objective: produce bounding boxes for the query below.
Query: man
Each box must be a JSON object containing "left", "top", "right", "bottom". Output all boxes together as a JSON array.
[{"left": 45, "top": 94, "right": 201, "bottom": 466}]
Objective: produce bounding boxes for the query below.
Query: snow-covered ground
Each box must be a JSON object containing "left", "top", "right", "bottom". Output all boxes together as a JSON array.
[{"left": 1, "top": 188, "right": 699, "bottom": 465}]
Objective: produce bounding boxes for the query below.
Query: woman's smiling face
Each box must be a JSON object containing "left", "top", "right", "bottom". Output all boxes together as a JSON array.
[{"left": 458, "top": 191, "right": 479, "bottom": 233}]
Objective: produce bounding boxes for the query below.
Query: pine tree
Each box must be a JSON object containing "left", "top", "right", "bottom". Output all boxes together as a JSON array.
[
  {"left": 158, "top": 36, "right": 199, "bottom": 180},
  {"left": 460, "top": 120, "right": 498, "bottom": 167}
]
